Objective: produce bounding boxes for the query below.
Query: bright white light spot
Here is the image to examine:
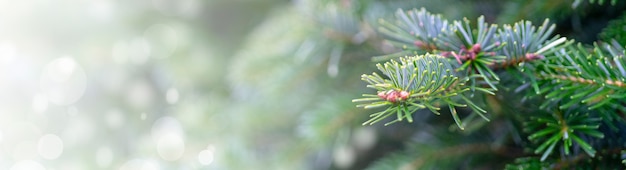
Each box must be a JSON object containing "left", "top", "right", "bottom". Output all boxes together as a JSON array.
[
  {"left": 57, "top": 58, "right": 75, "bottom": 78},
  {"left": 95, "top": 147, "right": 113, "bottom": 168},
  {"left": 151, "top": 117, "right": 184, "bottom": 140},
  {"left": 197, "top": 149, "right": 214, "bottom": 165},
  {"left": 165, "top": 88, "right": 179, "bottom": 104},
  {"left": 152, "top": 117, "right": 185, "bottom": 161},
  {"left": 157, "top": 134, "right": 185, "bottom": 161},
  {"left": 119, "top": 159, "right": 161, "bottom": 170},
  {"left": 142, "top": 159, "right": 161, "bottom": 170},
  {"left": 105, "top": 109, "right": 125, "bottom": 128},
  {"left": 10, "top": 160, "right": 45, "bottom": 170},
  {"left": 333, "top": 146, "right": 355, "bottom": 169},
  {"left": 40, "top": 57, "right": 86, "bottom": 105},
  {"left": 38, "top": 134, "right": 63, "bottom": 160},
  {"left": 143, "top": 24, "right": 178, "bottom": 59},
  {"left": 32, "top": 94, "right": 48, "bottom": 114}
]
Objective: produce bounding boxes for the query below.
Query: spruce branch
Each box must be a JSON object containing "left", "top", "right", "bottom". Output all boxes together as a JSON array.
[
  {"left": 377, "top": 8, "right": 449, "bottom": 55},
  {"left": 525, "top": 111, "right": 604, "bottom": 161},
  {"left": 375, "top": 8, "right": 568, "bottom": 93},
  {"left": 440, "top": 16, "right": 505, "bottom": 92},
  {"left": 493, "top": 19, "right": 569, "bottom": 94},
  {"left": 533, "top": 42, "right": 626, "bottom": 115},
  {"left": 494, "top": 19, "right": 565, "bottom": 68},
  {"left": 357, "top": 8, "right": 574, "bottom": 130},
  {"left": 353, "top": 54, "right": 492, "bottom": 129}
]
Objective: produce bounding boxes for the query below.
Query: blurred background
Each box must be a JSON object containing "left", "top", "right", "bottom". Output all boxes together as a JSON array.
[{"left": 0, "top": 0, "right": 624, "bottom": 169}]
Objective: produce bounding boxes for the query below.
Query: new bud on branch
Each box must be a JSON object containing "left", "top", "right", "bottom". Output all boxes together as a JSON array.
[{"left": 378, "top": 90, "right": 410, "bottom": 102}]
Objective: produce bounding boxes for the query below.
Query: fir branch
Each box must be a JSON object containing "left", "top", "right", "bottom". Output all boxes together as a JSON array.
[
  {"left": 525, "top": 111, "right": 604, "bottom": 161},
  {"left": 376, "top": 8, "right": 568, "bottom": 94},
  {"left": 533, "top": 42, "right": 626, "bottom": 113},
  {"left": 540, "top": 73, "right": 626, "bottom": 87},
  {"left": 440, "top": 16, "right": 505, "bottom": 91},
  {"left": 353, "top": 54, "right": 492, "bottom": 129},
  {"left": 377, "top": 8, "right": 450, "bottom": 54},
  {"left": 359, "top": 8, "right": 574, "bottom": 130},
  {"left": 494, "top": 19, "right": 564, "bottom": 67}
]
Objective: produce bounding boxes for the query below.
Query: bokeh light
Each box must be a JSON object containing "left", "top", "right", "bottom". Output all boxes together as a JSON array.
[
  {"left": 37, "top": 134, "right": 63, "bottom": 160},
  {"left": 9, "top": 160, "right": 45, "bottom": 170},
  {"left": 0, "top": 0, "right": 365, "bottom": 169},
  {"left": 39, "top": 57, "right": 86, "bottom": 106}
]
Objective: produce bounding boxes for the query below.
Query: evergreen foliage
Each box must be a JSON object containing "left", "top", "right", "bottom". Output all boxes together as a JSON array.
[
  {"left": 350, "top": 2, "right": 626, "bottom": 169},
  {"left": 600, "top": 12, "right": 626, "bottom": 45},
  {"left": 223, "top": 0, "right": 626, "bottom": 169}
]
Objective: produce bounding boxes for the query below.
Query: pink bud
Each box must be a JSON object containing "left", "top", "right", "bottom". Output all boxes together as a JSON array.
[
  {"left": 440, "top": 51, "right": 451, "bottom": 57},
  {"left": 399, "top": 91, "right": 410, "bottom": 100},
  {"left": 469, "top": 53, "right": 476, "bottom": 60},
  {"left": 414, "top": 41, "right": 425, "bottom": 48},
  {"left": 378, "top": 91, "right": 386, "bottom": 99},
  {"left": 386, "top": 90, "right": 394, "bottom": 95},
  {"left": 525, "top": 53, "right": 544, "bottom": 60},
  {"left": 471, "top": 44, "right": 481, "bottom": 53},
  {"left": 386, "top": 93, "right": 397, "bottom": 102}
]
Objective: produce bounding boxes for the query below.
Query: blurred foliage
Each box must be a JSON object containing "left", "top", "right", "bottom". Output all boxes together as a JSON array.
[
  {"left": 600, "top": 11, "right": 626, "bottom": 44},
  {"left": 1, "top": 0, "right": 626, "bottom": 169}
]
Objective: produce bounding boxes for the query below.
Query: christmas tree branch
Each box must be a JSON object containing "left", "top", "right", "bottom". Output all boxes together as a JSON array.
[
  {"left": 525, "top": 110, "right": 604, "bottom": 161},
  {"left": 534, "top": 42, "right": 626, "bottom": 112},
  {"left": 377, "top": 8, "right": 568, "bottom": 92},
  {"left": 353, "top": 54, "right": 492, "bottom": 129}
]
